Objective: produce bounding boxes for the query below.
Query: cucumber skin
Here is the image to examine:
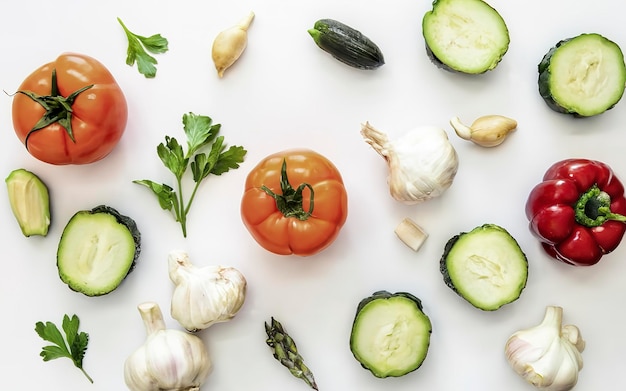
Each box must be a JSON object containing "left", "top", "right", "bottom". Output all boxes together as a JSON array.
[
  {"left": 440, "top": 224, "right": 528, "bottom": 311},
  {"left": 91, "top": 205, "right": 142, "bottom": 271},
  {"left": 308, "top": 19, "right": 384, "bottom": 70},
  {"left": 538, "top": 34, "right": 626, "bottom": 117}
]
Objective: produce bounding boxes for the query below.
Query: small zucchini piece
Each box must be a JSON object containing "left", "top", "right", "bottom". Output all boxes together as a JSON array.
[
  {"left": 422, "top": 0, "right": 510, "bottom": 74},
  {"left": 350, "top": 290, "right": 432, "bottom": 378},
  {"left": 308, "top": 18, "right": 385, "bottom": 70},
  {"left": 57, "top": 205, "right": 141, "bottom": 296},
  {"left": 538, "top": 33, "right": 626, "bottom": 117},
  {"left": 5, "top": 168, "right": 51, "bottom": 237},
  {"left": 440, "top": 224, "right": 528, "bottom": 311}
]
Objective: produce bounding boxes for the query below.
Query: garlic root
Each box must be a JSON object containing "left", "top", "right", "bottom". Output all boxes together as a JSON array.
[
  {"left": 450, "top": 115, "right": 517, "bottom": 147},
  {"left": 395, "top": 217, "right": 428, "bottom": 251},
  {"left": 212, "top": 11, "right": 255, "bottom": 77}
]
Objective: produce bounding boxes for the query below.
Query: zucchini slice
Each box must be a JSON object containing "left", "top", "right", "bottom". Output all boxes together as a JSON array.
[
  {"left": 538, "top": 33, "right": 626, "bottom": 117},
  {"left": 57, "top": 205, "right": 141, "bottom": 296},
  {"left": 440, "top": 224, "right": 528, "bottom": 311},
  {"left": 350, "top": 291, "right": 432, "bottom": 378},
  {"left": 308, "top": 18, "right": 385, "bottom": 70},
  {"left": 422, "top": 0, "right": 510, "bottom": 74},
  {"left": 5, "top": 168, "right": 50, "bottom": 237}
]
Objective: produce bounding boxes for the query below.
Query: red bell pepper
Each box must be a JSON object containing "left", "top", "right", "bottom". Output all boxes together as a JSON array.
[{"left": 525, "top": 158, "right": 626, "bottom": 266}]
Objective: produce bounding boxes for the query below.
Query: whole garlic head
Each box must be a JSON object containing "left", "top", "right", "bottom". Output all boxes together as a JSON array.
[
  {"left": 361, "top": 122, "right": 459, "bottom": 204},
  {"left": 169, "top": 250, "right": 247, "bottom": 332},
  {"left": 124, "top": 302, "right": 211, "bottom": 391},
  {"left": 505, "top": 306, "right": 585, "bottom": 391}
]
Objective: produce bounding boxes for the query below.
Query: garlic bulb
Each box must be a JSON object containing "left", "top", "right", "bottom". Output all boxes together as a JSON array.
[
  {"left": 361, "top": 121, "right": 459, "bottom": 204},
  {"left": 211, "top": 11, "right": 255, "bottom": 77},
  {"left": 505, "top": 306, "right": 585, "bottom": 391},
  {"left": 124, "top": 302, "right": 211, "bottom": 391},
  {"left": 169, "top": 250, "right": 247, "bottom": 332},
  {"left": 450, "top": 115, "right": 517, "bottom": 147}
]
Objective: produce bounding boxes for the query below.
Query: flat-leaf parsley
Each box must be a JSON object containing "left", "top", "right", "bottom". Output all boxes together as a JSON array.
[
  {"left": 117, "top": 17, "right": 169, "bottom": 78},
  {"left": 134, "top": 112, "right": 247, "bottom": 237},
  {"left": 35, "top": 314, "right": 93, "bottom": 383}
]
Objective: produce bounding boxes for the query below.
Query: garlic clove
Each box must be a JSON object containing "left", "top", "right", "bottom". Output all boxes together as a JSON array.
[
  {"left": 394, "top": 217, "right": 428, "bottom": 251},
  {"left": 212, "top": 11, "right": 255, "bottom": 77},
  {"left": 450, "top": 115, "right": 517, "bottom": 147}
]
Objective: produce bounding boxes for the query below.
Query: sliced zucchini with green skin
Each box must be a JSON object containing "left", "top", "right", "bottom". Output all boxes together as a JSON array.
[
  {"left": 350, "top": 291, "right": 432, "bottom": 378},
  {"left": 538, "top": 33, "right": 626, "bottom": 117},
  {"left": 440, "top": 224, "right": 528, "bottom": 311},
  {"left": 5, "top": 168, "right": 51, "bottom": 237},
  {"left": 57, "top": 205, "right": 141, "bottom": 296},
  {"left": 308, "top": 18, "right": 384, "bottom": 70},
  {"left": 422, "top": 0, "right": 510, "bottom": 74}
]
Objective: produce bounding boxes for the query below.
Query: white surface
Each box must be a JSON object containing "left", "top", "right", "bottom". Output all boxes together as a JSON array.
[{"left": 1, "top": 0, "right": 625, "bottom": 390}]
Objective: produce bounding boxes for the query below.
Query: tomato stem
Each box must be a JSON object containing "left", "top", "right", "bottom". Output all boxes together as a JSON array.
[
  {"left": 16, "top": 68, "right": 93, "bottom": 149},
  {"left": 575, "top": 184, "right": 626, "bottom": 227},
  {"left": 261, "top": 159, "right": 314, "bottom": 220}
]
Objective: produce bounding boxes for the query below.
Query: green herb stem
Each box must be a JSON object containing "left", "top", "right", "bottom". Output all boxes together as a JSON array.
[{"left": 133, "top": 112, "right": 246, "bottom": 238}]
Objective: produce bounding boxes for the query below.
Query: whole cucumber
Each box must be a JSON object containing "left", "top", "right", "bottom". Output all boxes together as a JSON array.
[{"left": 308, "top": 19, "right": 385, "bottom": 70}]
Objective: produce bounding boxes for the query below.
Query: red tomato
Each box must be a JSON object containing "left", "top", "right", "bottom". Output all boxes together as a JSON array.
[
  {"left": 12, "top": 53, "right": 128, "bottom": 165},
  {"left": 241, "top": 149, "right": 348, "bottom": 256}
]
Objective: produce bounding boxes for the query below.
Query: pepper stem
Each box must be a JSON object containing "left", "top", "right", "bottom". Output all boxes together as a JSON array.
[
  {"left": 574, "top": 184, "right": 626, "bottom": 227},
  {"left": 261, "top": 159, "right": 314, "bottom": 220}
]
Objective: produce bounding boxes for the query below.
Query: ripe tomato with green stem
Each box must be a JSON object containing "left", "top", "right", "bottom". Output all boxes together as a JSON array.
[
  {"left": 12, "top": 52, "right": 128, "bottom": 165},
  {"left": 241, "top": 149, "right": 348, "bottom": 256}
]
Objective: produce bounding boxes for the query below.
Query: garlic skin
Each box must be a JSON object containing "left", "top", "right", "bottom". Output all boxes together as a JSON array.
[
  {"left": 450, "top": 115, "right": 517, "bottom": 147},
  {"left": 124, "top": 302, "right": 211, "bottom": 391},
  {"left": 505, "top": 306, "right": 585, "bottom": 391},
  {"left": 212, "top": 11, "right": 255, "bottom": 77},
  {"left": 169, "top": 250, "right": 247, "bottom": 332},
  {"left": 361, "top": 121, "right": 459, "bottom": 204}
]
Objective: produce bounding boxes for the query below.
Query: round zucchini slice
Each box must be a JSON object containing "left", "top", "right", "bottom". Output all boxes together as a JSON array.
[
  {"left": 440, "top": 224, "right": 528, "bottom": 311},
  {"left": 57, "top": 205, "right": 141, "bottom": 296},
  {"left": 422, "top": 0, "right": 510, "bottom": 74},
  {"left": 350, "top": 291, "right": 432, "bottom": 378},
  {"left": 538, "top": 33, "right": 626, "bottom": 117}
]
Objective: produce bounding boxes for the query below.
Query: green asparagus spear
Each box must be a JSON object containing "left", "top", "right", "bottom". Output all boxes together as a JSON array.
[{"left": 265, "top": 317, "right": 319, "bottom": 390}]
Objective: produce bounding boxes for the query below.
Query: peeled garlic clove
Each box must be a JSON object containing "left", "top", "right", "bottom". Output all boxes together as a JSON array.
[
  {"left": 450, "top": 115, "right": 517, "bottom": 147},
  {"left": 395, "top": 217, "right": 428, "bottom": 251},
  {"left": 212, "top": 11, "right": 255, "bottom": 77}
]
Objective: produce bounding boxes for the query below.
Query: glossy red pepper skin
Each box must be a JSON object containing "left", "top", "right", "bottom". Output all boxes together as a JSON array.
[{"left": 525, "top": 159, "right": 626, "bottom": 266}]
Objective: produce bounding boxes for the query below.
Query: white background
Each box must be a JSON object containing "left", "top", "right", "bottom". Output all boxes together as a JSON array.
[{"left": 1, "top": 0, "right": 625, "bottom": 390}]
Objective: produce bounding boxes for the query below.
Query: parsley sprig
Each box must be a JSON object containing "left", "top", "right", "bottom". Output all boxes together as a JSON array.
[
  {"left": 117, "top": 17, "right": 169, "bottom": 78},
  {"left": 134, "top": 112, "right": 247, "bottom": 237},
  {"left": 35, "top": 314, "right": 93, "bottom": 383}
]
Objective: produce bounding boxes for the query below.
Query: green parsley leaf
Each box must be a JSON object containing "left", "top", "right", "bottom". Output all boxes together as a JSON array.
[
  {"left": 183, "top": 112, "right": 221, "bottom": 157},
  {"left": 134, "top": 112, "right": 247, "bottom": 237},
  {"left": 117, "top": 17, "right": 169, "bottom": 78},
  {"left": 35, "top": 314, "right": 93, "bottom": 383}
]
